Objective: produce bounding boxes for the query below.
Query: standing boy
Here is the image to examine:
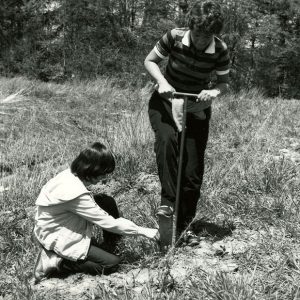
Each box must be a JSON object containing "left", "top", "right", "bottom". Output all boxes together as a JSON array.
[{"left": 144, "top": 1, "right": 230, "bottom": 245}]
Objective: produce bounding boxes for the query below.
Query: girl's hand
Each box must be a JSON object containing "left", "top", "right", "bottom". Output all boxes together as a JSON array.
[
  {"left": 197, "top": 89, "right": 221, "bottom": 102},
  {"left": 138, "top": 227, "right": 160, "bottom": 241}
]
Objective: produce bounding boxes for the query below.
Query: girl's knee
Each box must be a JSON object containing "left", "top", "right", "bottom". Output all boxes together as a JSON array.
[
  {"left": 108, "top": 255, "right": 121, "bottom": 267},
  {"left": 93, "top": 194, "right": 120, "bottom": 218},
  {"left": 94, "top": 255, "right": 120, "bottom": 275}
]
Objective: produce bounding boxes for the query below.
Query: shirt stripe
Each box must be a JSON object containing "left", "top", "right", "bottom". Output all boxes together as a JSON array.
[
  {"left": 154, "top": 46, "right": 167, "bottom": 59},
  {"left": 216, "top": 70, "right": 230, "bottom": 75},
  {"left": 155, "top": 28, "right": 230, "bottom": 93}
]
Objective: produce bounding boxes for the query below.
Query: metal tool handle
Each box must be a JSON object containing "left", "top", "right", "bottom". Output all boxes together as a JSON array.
[
  {"left": 172, "top": 95, "right": 189, "bottom": 246},
  {"left": 154, "top": 84, "right": 198, "bottom": 98},
  {"left": 173, "top": 92, "right": 199, "bottom": 98}
]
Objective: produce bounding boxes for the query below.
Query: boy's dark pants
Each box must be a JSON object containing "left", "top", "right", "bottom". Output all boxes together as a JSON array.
[
  {"left": 148, "top": 91, "right": 210, "bottom": 234},
  {"left": 61, "top": 194, "right": 121, "bottom": 275}
]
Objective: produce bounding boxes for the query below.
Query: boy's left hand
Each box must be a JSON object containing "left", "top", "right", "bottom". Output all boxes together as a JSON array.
[{"left": 197, "top": 89, "right": 221, "bottom": 102}]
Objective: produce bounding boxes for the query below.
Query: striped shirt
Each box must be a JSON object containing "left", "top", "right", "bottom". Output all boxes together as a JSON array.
[{"left": 154, "top": 28, "right": 230, "bottom": 93}]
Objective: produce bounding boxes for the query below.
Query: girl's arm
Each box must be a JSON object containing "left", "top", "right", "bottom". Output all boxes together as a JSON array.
[{"left": 67, "top": 195, "right": 158, "bottom": 239}]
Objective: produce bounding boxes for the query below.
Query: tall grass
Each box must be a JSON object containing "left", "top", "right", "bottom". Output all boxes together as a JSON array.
[{"left": 0, "top": 76, "right": 299, "bottom": 299}]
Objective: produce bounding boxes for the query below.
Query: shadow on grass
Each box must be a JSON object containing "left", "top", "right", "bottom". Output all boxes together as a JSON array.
[{"left": 192, "top": 219, "right": 236, "bottom": 240}]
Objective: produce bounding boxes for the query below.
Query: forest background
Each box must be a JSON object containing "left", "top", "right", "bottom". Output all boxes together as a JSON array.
[{"left": 0, "top": 0, "right": 300, "bottom": 98}]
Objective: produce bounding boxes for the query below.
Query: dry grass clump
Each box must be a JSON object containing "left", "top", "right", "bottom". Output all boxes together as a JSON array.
[{"left": 1, "top": 77, "right": 299, "bottom": 299}]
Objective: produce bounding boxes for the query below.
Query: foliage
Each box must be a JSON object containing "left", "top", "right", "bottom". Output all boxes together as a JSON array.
[
  {"left": 0, "top": 0, "right": 300, "bottom": 97},
  {"left": 217, "top": 0, "right": 300, "bottom": 97}
]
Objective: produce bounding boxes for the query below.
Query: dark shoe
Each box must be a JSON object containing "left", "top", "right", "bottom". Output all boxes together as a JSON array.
[
  {"left": 34, "top": 248, "right": 63, "bottom": 284},
  {"left": 156, "top": 205, "right": 174, "bottom": 218},
  {"left": 183, "top": 230, "right": 200, "bottom": 247}
]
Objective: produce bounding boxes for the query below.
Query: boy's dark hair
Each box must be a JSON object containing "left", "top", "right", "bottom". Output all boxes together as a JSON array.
[
  {"left": 187, "top": 1, "right": 224, "bottom": 35},
  {"left": 71, "top": 142, "right": 115, "bottom": 180}
]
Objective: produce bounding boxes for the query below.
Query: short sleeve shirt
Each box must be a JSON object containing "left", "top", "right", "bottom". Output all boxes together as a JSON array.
[{"left": 154, "top": 28, "right": 230, "bottom": 94}]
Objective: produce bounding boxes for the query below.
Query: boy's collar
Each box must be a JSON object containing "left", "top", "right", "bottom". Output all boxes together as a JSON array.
[{"left": 182, "top": 30, "right": 216, "bottom": 54}]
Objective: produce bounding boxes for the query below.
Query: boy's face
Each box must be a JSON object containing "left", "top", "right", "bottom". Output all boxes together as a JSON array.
[{"left": 190, "top": 27, "right": 214, "bottom": 51}]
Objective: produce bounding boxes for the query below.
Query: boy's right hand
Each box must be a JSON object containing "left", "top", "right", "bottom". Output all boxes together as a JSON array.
[{"left": 155, "top": 81, "right": 175, "bottom": 101}]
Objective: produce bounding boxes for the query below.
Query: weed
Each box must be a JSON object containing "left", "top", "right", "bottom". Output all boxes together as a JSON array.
[{"left": 0, "top": 77, "right": 299, "bottom": 299}]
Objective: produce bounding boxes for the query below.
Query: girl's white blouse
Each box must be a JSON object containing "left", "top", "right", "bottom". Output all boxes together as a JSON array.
[{"left": 34, "top": 168, "right": 142, "bottom": 261}]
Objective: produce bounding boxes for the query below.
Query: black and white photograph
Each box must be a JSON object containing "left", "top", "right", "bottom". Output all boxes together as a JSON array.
[{"left": 0, "top": 0, "right": 299, "bottom": 299}]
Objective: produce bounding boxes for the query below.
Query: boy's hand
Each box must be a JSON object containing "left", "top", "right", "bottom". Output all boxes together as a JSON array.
[
  {"left": 197, "top": 89, "right": 221, "bottom": 102},
  {"left": 156, "top": 81, "right": 175, "bottom": 101}
]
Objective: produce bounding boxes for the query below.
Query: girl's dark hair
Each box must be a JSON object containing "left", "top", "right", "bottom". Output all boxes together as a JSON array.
[
  {"left": 71, "top": 142, "right": 115, "bottom": 180},
  {"left": 187, "top": 1, "right": 224, "bottom": 35}
]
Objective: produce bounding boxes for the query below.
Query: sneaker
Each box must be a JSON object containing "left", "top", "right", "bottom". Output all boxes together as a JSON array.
[
  {"left": 183, "top": 230, "right": 200, "bottom": 247},
  {"left": 156, "top": 205, "right": 174, "bottom": 218},
  {"left": 33, "top": 248, "right": 63, "bottom": 284}
]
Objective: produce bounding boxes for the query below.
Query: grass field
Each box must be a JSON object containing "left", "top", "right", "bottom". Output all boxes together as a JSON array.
[{"left": 0, "top": 76, "right": 299, "bottom": 299}]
